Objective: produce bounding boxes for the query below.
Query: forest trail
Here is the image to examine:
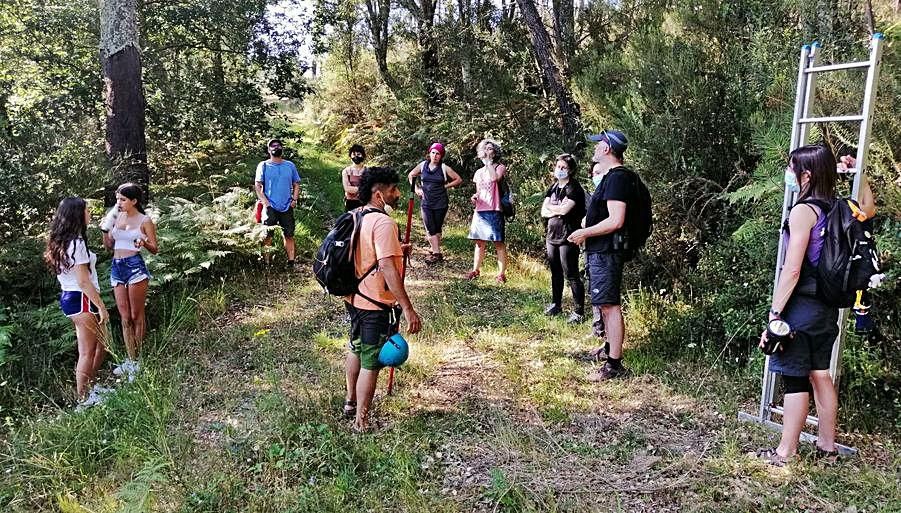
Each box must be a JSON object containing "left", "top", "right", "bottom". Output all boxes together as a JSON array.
[{"left": 3, "top": 146, "right": 897, "bottom": 513}]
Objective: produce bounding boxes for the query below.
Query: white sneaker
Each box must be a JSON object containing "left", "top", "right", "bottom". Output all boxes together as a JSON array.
[
  {"left": 114, "top": 359, "right": 140, "bottom": 381},
  {"left": 112, "top": 359, "right": 133, "bottom": 376},
  {"left": 76, "top": 386, "right": 111, "bottom": 411}
]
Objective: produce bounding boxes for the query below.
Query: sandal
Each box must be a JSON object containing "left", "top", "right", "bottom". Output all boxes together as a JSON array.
[
  {"left": 814, "top": 446, "right": 840, "bottom": 465},
  {"left": 753, "top": 447, "right": 790, "bottom": 467},
  {"left": 424, "top": 252, "right": 440, "bottom": 265},
  {"left": 464, "top": 270, "right": 480, "bottom": 281},
  {"left": 342, "top": 400, "right": 356, "bottom": 418}
]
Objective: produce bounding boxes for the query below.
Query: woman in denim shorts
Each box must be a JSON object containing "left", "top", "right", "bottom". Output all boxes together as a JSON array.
[
  {"left": 45, "top": 197, "right": 110, "bottom": 402},
  {"left": 101, "top": 183, "right": 158, "bottom": 379}
]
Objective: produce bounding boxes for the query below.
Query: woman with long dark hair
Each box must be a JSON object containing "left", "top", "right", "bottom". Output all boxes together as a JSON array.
[
  {"left": 45, "top": 197, "right": 109, "bottom": 402},
  {"left": 102, "top": 183, "right": 158, "bottom": 380},
  {"left": 541, "top": 154, "right": 586, "bottom": 323},
  {"left": 758, "top": 145, "right": 875, "bottom": 465}
]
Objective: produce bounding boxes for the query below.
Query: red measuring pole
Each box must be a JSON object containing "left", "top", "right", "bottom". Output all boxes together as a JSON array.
[{"left": 387, "top": 194, "right": 415, "bottom": 395}]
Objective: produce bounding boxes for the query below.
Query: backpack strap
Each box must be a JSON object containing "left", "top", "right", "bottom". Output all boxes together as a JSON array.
[{"left": 350, "top": 207, "right": 395, "bottom": 311}]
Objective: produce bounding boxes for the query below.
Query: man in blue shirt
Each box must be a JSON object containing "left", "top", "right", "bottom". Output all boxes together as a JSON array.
[{"left": 255, "top": 138, "right": 302, "bottom": 267}]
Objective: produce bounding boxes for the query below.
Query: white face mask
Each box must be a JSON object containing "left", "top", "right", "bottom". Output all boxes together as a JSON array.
[
  {"left": 592, "top": 175, "right": 603, "bottom": 188},
  {"left": 784, "top": 167, "right": 800, "bottom": 193},
  {"left": 554, "top": 169, "right": 569, "bottom": 180}
]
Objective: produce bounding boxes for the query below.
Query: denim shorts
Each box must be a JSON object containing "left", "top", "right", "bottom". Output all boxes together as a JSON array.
[
  {"left": 468, "top": 210, "right": 505, "bottom": 242},
  {"left": 587, "top": 252, "right": 625, "bottom": 306},
  {"left": 110, "top": 254, "right": 151, "bottom": 286},
  {"left": 60, "top": 291, "right": 100, "bottom": 317}
]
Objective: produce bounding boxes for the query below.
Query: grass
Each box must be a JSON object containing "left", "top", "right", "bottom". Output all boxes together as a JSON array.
[{"left": 0, "top": 141, "right": 899, "bottom": 512}]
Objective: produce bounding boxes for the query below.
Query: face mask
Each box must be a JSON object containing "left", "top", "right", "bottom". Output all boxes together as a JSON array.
[
  {"left": 784, "top": 168, "right": 800, "bottom": 193},
  {"left": 270, "top": 147, "right": 283, "bottom": 158},
  {"left": 592, "top": 175, "right": 603, "bottom": 188},
  {"left": 351, "top": 156, "right": 364, "bottom": 164},
  {"left": 554, "top": 169, "right": 569, "bottom": 180}
]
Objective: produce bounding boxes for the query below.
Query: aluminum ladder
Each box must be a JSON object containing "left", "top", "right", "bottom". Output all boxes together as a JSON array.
[{"left": 738, "top": 33, "right": 886, "bottom": 456}]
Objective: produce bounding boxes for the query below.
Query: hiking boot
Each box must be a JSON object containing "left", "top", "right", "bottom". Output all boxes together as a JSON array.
[
  {"left": 567, "top": 312, "right": 585, "bottom": 324},
  {"left": 587, "top": 362, "right": 630, "bottom": 382},
  {"left": 544, "top": 304, "right": 562, "bottom": 316},
  {"left": 425, "top": 252, "right": 444, "bottom": 265}
]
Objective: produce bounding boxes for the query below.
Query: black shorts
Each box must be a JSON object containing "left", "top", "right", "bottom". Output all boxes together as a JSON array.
[
  {"left": 587, "top": 252, "right": 625, "bottom": 306},
  {"left": 263, "top": 206, "right": 296, "bottom": 238},
  {"left": 770, "top": 294, "right": 839, "bottom": 376},
  {"left": 421, "top": 207, "right": 448, "bottom": 236},
  {"left": 348, "top": 304, "right": 401, "bottom": 370}
]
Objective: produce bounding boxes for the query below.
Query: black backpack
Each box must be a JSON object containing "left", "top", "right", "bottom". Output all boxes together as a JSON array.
[
  {"left": 799, "top": 198, "right": 881, "bottom": 308},
  {"left": 498, "top": 174, "right": 515, "bottom": 221},
  {"left": 313, "top": 208, "right": 392, "bottom": 308},
  {"left": 612, "top": 167, "right": 653, "bottom": 257}
]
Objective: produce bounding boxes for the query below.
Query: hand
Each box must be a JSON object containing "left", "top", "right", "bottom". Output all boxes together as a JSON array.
[
  {"left": 415, "top": 189, "right": 423, "bottom": 199},
  {"left": 134, "top": 236, "right": 147, "bottom": 249},
  {"left": 403, "top": 307, "right": 422, "bottom": 335},
  {"left": 290, "top": 198, "right": 298, "bottom": 207},
  {"left": 567, "top": 229, "right": 587, "bottom": 245},
  {"left": 759, "top": 329, "right": 767, "bottom": 350},
  {"left": 838, "top": 155, "right": 856, "bottom": 173},
  {"left": 98, "top": 306, "right": 110, "bottom": 324},
  {"left": 470, "top": 195, "right": 477, "bottom": 205},
  {"left": 401, "top": 243, "right": 413, "bottom": 257}
]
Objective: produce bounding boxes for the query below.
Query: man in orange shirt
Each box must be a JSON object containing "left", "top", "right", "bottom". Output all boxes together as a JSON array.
[{"left": 344, "top": 167, "right": 422, "bottom": 431}]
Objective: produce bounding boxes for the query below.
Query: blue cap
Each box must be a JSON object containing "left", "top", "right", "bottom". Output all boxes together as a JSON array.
[
  {"left": 588, "top": 130, "right": 628, "bottom": 154},
  {"left": 873, "top": 32, "right": 884, "bottom": 40}
]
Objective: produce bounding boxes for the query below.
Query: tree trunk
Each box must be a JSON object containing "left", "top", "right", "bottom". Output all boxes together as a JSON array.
[
  {"left": 399, "top": 0, "right": 440, "bottom": 104},
  {"left": 100, "top": 0, "right": 148, "bottom": 206},
  {"left": 516, "top": 0, "right": 582, "bottom": 151},
  {"left": 365, "top": 0, "right": 401, "bottom": 94},
  {"left": 552, "top": 0, "right": 575, "bottom": 78}
]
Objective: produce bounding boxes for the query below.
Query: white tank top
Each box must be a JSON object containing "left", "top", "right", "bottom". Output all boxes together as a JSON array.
[{"left": 110, "top": 214, "right": 147, "bottom": 251}]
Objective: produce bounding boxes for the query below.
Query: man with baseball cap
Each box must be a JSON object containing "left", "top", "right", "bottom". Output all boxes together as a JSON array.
[
  {"left": 255, "top": 138, "right": 302, "bottom": 267},
  {"left": 568, "top": 129, "right": 632, "bottom": 381}
]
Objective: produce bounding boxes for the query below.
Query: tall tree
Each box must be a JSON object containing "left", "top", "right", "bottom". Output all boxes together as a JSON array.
[
  {"left": 100, "top": 0, "right": 148, "bottom": 204},
  {"left": 397, "top": 0, "right": 440, "bottom": 103},
  {"left": 364, "top": 0, "right": 401, "bottom": 93},
  {"left": 516, "top": 0, "right": 582, "bottom": 151}
]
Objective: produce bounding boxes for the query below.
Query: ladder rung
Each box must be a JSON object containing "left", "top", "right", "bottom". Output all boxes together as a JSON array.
[
  {"left": 769, "top": 405, "right": 819, "bottom": 427},
  {"left": 799, "top": 115, "right": 864, "bottom": 123},
  {"left": 805, "top": 61, "right": 871, "bottom": 73}
]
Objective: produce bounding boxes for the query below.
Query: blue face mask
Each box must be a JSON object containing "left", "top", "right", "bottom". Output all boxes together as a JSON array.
[
  {"left": 784, "top": 168, "right": 800, "bottom": 193},
  {"left": 592, "top": 175, "right": 603, "bottom": 188},
  {"left": 554, "top": 169, "right": 569, "bottom": 180}
]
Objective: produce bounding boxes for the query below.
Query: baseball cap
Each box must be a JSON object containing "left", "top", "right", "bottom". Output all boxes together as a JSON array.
[{"left": 588, "top": 130, "right": 628, "bottom": 154}]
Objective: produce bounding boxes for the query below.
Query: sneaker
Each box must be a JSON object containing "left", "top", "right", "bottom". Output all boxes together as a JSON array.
[
  {"left": 495, "top": 273, "right": 506, "bottom": 284},
  {"left": 567, "top": 312, "right": 585, "bottom": 324},
  {"left": 425, "top": 253, "right": 443, "bottom": 265},
  {"left": 76, "top": 386, "right": 113, "bottom": 411},
  {"left": 544, "top": 304, "right": 562, "bottom": 316},
  {"left": 587, "top": 362, "right": 630, "bottom": 382},
  {"left": 112, "top": 358, "right": 135, "bottom": 376},
  {"left": 464, "top": 270, "right": 480, "bottom": 281}
]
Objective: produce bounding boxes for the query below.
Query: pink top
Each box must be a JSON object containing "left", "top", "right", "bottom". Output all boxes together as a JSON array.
[{"left": 473, "top": 164, "right": 506, "bottom": 212}]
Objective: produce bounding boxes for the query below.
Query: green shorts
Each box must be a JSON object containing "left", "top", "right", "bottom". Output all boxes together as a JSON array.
[{"left": 348, "top": 304, "right": 400, "bottom": 371}]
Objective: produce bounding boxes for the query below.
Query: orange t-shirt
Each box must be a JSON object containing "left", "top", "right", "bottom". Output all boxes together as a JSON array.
[{"left": 346, "top": 211, "right": 403, "bottom": 310}]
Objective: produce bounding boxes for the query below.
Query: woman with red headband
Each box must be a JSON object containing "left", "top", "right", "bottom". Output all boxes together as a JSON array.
[{"left": 407, "top": 142, "right": 463, "bottom": 264}]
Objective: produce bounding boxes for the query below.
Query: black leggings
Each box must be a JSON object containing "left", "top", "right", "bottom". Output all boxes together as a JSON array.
[{"left": 546, "top": 241, "right": 585, "bottom": 314}]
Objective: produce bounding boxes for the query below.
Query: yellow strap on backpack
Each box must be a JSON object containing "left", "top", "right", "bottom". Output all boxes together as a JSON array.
[{"left": 847, "top": 200, "right": 868, "bottom": 222}]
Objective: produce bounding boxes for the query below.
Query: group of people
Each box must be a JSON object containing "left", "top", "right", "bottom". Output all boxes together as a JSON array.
[
  {"left": 46, "top": 131, "right": 877, "bottom": 465},
  {"left": 44, "top": 183, "right": 157, "bottom": 406}
]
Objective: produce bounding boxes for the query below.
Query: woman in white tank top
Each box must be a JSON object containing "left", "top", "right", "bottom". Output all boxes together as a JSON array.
[{"left": 101, "top": 183, "right": 159, "bottom": 379}]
